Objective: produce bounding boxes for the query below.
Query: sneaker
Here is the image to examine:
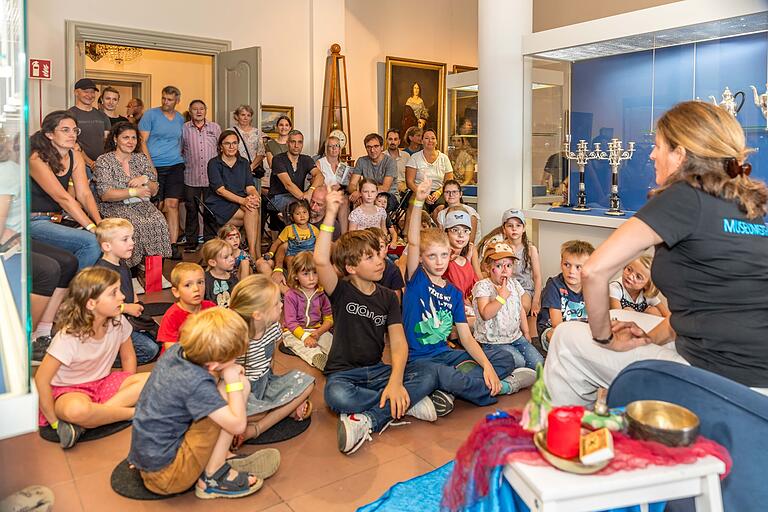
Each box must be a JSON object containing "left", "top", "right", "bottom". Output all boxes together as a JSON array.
[
  {"left": 57, "top": 420, "right": 85, "bottom": 450},
  {"left": 311, "top": 352, "right": 328, "bottom": 371},
  {"left": 169, "top": 244, "right": 183, "bottom": 260},
  {"left": 228, "top": 448, "right": 280, "bottom": 480},
  {"left": 31, "top": 335, "right": 52, "bottom": 366},
  {"left": 0, "top": 485, "right": 54, "bottom": 512},
  {"left": 406, "top": 396, "right": 437, "bottom": 422},
  {"left": 429, "top": 390, "right": 455, "bottom": 417},
  {"left": 337, "top": 413, "right": 373, "bottom": 455},
  {"left": 502, "top": 367, "right": 537, "bottom": 394}
]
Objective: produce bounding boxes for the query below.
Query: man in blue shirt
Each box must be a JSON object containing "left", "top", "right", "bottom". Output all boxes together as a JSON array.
[{"left": 140, "top": 85, "right": 185, "bottom": 257}]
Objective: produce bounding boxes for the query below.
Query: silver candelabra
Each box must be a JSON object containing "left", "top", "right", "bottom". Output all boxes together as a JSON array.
[
  {"left": 563, "top": 138, "right": 595, "bottom": 211},
  {"left": 592, "top": 138, "right": 635, "bottom": 216}
]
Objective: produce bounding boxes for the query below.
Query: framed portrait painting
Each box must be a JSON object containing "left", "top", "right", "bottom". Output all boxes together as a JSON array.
[
  {"left": 385, "top": 57, "right": 446, "bottom": 147},
  {"left": 261, "top": 105, "right": 294, "bottom": 139},
  {"left": 452, "top": 65, "right": 477, "bottom": 74}
]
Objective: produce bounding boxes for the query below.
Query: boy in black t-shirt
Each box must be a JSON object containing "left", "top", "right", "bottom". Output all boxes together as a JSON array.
[
  {"left": 537, "top": 240, "right": 595, "bottom": 351},
  {"left": 315, "top": 188, "right": 441, "bottom": 455},
  {"left": 200, "top": 238, "right": 239, "bottom": 308}
]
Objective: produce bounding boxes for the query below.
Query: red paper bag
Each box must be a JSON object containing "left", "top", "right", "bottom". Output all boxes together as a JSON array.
[{"left": 144, "top": 255, "right": 163, "bottom": 293}]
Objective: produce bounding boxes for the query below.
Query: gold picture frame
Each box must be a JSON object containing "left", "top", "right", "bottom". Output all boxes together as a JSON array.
[
  {"left": 452, "top": 65, "right": 477, "bottom": 74},
  {"left": 385, "top": 56, "right": 446, "bottom": 148},
  {"left": 261, "top": 104, "right": 295, "bottom": 139}
]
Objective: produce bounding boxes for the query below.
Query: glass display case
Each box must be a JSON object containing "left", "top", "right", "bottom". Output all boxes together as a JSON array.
[
  {"left": 446, "top": 70, "right": 478, "bottom": 205},
  {"left": 525, "top": 12, "right": 768, "bottom": 215},
  {"left": 0, "top": 0, "right": 33, "bottom": 439}
]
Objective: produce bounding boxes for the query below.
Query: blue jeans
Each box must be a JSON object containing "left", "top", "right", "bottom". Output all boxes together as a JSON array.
[
  {"left": 324, "top": 361, "right": 438, "bottom": 432},
  {"left": 30, "top": 218, "right": 101, "bottom": 270},
  {"left": 419, "top": 346, "right": 516, "bottom": 406},
  {"left": 484, "top": 336, "right": 544, "bottom": 370},
  {"left": 113, "top": 331, "right": 160, "bottom": 367},
  {"left": 269, "top": 192, "right": 300, "bottom": 214}
]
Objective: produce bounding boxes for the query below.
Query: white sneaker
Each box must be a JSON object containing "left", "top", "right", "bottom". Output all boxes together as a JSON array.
[
  {"left": 503, "top": 367, "right": 537, "bottom": 394},
  {"left": 406, "top": 396, "right": 437, "bottom": 422},
  {"left": 337, "top": 413, "right": 373, "bottom": 455}
]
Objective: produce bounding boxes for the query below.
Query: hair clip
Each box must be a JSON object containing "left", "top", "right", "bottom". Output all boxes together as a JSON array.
[{"left": 726, "top": 158, "right": 752, "bottom": 178}]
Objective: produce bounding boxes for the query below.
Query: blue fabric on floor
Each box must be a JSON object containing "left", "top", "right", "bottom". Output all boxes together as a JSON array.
[{"left": 358, "top": 461, "right": 666, "bottom": 512}]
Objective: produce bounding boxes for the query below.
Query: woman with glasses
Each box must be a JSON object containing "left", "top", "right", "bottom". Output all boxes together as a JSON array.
[
  {"left": 29, "top": 110, "right": 102, "bottom": 270},
  {"left": 316, "top": 135, "right": 351, "bottom": 232},
  {"left": 205, "top": 130, "right": 261, "bottom": 259},
  {"left": 433, "top": 179, "right": 481, "bottom": 243}
]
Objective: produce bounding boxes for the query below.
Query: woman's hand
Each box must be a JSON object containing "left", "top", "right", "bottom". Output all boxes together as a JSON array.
[
  {"left": 415, "top": 178, "right": 432, "bottom": 202},
  {"left": 128, "top": 176, "right": 149, "bottom": 188},
  {"left": 133, "top": 186, "right": 152, "bottom": 199},
  {"left": 606, "top": 320, "right": 652, "bottom": 352}
]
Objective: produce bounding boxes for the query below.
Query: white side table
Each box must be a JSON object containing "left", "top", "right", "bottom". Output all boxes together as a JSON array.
[{"left": 503, "top": 455, "right": 725, "bottom": 512}]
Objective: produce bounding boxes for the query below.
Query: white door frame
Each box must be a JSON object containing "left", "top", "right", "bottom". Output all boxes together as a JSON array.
[{"left": 65, "top": 20, "right": 231, "bottom": 108}]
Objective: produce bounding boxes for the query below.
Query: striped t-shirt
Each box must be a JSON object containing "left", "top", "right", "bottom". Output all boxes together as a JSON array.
[{"left": 237, "top": 322, "right": 281, "bottom": 381}]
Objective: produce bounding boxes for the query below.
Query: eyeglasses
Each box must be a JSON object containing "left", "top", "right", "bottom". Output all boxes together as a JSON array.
[
  {"left": 365, "top": 144, "right": 381, "bottom": 150},
  {"left": 448, "top": 227, "right": 470, "bottom": 236},
  {"left": 56, "top": 127, "right": 82, "bottom": 135},
  {"left": 327, "top": 144, "right": 340, "bottom": 149},
  {"left": 444, "top": 190, "right": 460, "bottom": 196}
]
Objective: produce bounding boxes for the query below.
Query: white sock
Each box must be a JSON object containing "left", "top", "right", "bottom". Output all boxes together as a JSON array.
[{"left": 34, "top": 322, "right": 53, "bottom": 338}]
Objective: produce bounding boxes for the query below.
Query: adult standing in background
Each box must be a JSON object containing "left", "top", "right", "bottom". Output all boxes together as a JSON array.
[
  {"left": 265, "top": 115, "right": 292, "bottom": 168},
  {"left": 386, "top": 128, "right": 409, "bottom": 196},
  {"left": 139, "top": 85, "right": 185, "bottom": 258},
  {"left": 68, "top": 78, "right": 111, "bottom": 170},
  {"left": 348, "top": 133, "right": 398, "bottom": 210},
  {"left": 230, "top": 105, "right": 266, "bottom": 181},
  {"left": 126, "top": 98, "right": 144, "bottom": 125},
  {"left": 99, "top": 86, "right": 129, "bottom": 126},
  {"left": 268, "top": 129, "right": 323, "bottom": 216},
  {"left": 182, "top": 99, "right": 221, "bottom": 251}
]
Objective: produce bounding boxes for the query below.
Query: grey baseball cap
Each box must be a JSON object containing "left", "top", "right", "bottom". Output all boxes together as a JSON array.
[{"left": 502, "top": 209, "right": 525, "bottom": 224}]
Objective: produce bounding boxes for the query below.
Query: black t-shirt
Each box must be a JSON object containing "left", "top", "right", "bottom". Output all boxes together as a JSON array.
[
  {"left": 204, "top": 271, "right": 239, "bottom": 308},
  {"left": 378, "top": 259, "right": 405, "bottom": 292},
  {"left": 109, "top": 115, "right": 130, "bottom": 126},
  {"left": 324, "top": 279, "right": 402, "bottom": 374},
  {"left": 95, "top": 258, "right": 134, "bottom": 302},
  {"left": 269, "top": 153, "right": 316, "bottom": 197},
  {"left": 635, "top": 181, "right": 768, "bottom": 386}
]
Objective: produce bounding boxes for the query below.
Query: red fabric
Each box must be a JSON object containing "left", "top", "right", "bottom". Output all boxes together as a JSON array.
[
  {"left": 442, "top": 409, "right": 732, "bottom": 512},
  {"left": 443, "top": 258, "right": 478, "bottom": 302},
  {"left": 144, "top": 255, "right": 163, "bottom": 293},
  {"left": 38, "top": 371, "right": 132, "bottom": 426},
  {"left": 156, "top": 301, "right": 216, "bottom": 345}
]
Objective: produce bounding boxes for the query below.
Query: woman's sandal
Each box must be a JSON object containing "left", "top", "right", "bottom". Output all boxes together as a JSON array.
[
  {"left": 290, "top": 399, "right": 313, "bottom": 422},
  {"left": 195, "top": 463, "right": 262, "bottom": 500}
]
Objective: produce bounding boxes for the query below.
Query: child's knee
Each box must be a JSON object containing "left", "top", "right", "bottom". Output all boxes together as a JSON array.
[
  {"left": 323, "top": 381, "right": 353, "bottom": 409},
  {"left": 61, "top": 399, "right": 92, "bottom": 424}
]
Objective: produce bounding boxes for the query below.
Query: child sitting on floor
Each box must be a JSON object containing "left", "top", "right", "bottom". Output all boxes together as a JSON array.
[
  {"left": 316, "top": 187, "right": 443, "bottom": 455},
  {"left": 218, "top": 224, "right": 254, "bottom": 280},
  {"left": 609, "top": 255, "right": 669, "bottom": 317},
  {"left": 281, "top": 252, "right": 334, "bottom": 370},
  {"left": 367, "top": 227, "right": 405, "bottom": 299},
  {"left": 157, "top": 262, "right": 216, "bottom": 350},
  {"left": 349, "top": 178, "right": 387, "bottom": 231},
  {"left": 35, "top": 267, "right": 149, "bottom": 449},
  {"left": 403, "top": 179, "right": 534, "bottom": 408},
  {"left": 268, "top": 199, "right": 319, "bottom": 270},
  {"left": 537, "top": 240, "right": 595, "bottom": 352},
  {"left": 472, "top": 242, "right": 544, "bottom": 370},
  {"left": 201, "top": 238, "right": 239, "bottom": 308},
  {"left": 94, "top": 218, "right": 160, "bottom": 365},
  {"left": 129, "top": 307, "right": 280, "bottom": 500},
  {"left": 229, "top": 275, "right": 315, "bottom": 447},
  {"left": 375, "top": 192, "right": 400, "bottom": 251}
]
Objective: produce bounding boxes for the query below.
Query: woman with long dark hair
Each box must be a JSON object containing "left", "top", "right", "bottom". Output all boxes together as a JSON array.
[
  {"left": 29, "top": 110, "right": 102, "bottom": 270},
  {"left": 93, "top": 122, "right": 171, "bottom": 267}
]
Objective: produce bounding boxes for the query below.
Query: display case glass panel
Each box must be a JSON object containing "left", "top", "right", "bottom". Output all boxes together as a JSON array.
[
  {"left": 527, "top": 12, "right": 768, "bottom": 215},
  {"left": 446, "top": 82, "right": 478, "bottom": 203}
]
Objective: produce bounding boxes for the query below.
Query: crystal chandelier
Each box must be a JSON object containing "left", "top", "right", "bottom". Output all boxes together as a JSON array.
[{"left": 85, "top": 42, "right": 143, "bottom": 65}]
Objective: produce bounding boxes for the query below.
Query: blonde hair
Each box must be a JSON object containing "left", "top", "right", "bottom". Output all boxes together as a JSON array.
[
  {"left": 170, "top": 262, "right": 204, "bottom": 288},
  {"left": 653, "top": 101, "right": 766, "bottom": 219},
  {"left": 201, "top": 238, "right": 232, "bottom": 269},
  {"left": 631, "top": 255, "right": 659, "bottom": 298},
  {"left": 332, "top": 230, "right": 380, "bottom": 276},
  {"left": 179, "top": 307, "right": 248, "bottom": 365},
  {"left": 420, "top": 227, "right": 450, "bottom": 253},
  {"left": 287, "top": 251, "right": 317, "bottom": 290},
  {"left": 229, "top": 274, "right": 281, "bottom": 337},
  {"left": 54, "top": 267, "right": 121, "bottom": 340},
  {"left": 560, "top": 240, "right": 595, "bottom": 258},
  {"left": 95, "top": 218, "right": 133, "bottom": 245}
]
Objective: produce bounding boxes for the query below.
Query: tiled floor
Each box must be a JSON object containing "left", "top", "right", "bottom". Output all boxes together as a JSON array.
[{"left": 2, "top": 255, "right": 532, "bottom": 511}]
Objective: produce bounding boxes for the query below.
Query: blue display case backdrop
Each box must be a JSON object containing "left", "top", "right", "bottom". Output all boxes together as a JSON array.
[{"left": 568, "top": 32, "right": 768, "bottom": 213}]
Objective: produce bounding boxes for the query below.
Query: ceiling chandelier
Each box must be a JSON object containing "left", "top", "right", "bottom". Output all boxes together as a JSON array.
[{"left": 85, "top": 42, "right": 143, "bottom": 65}]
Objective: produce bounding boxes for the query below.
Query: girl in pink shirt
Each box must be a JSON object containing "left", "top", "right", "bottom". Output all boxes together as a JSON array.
[{"left": 35, "top": 267, "right": 150, "bottom": 449}]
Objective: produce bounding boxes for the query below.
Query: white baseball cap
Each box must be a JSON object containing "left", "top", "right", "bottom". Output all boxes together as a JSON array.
[
  {"left": 443, "top": 210, "right": 472, "bottom": 229},
  {"left": 502, "top": 209, "right": 526, "bottom": 224}
]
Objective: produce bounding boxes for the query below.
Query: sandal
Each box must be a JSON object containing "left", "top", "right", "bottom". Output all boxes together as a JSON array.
[
  {"left": 195, "top": 463, "right": 262, "bottom": 500},
  {"left": 291, "top": 399, "right": 313, "bottom": 422},
  {"left": 231, "top": 423, "right": 260, "bottom": 451}
]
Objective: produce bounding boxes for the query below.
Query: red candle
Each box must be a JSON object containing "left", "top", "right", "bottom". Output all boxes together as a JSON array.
[{"left": 547, "top": 406, "right": 584, "bottom": 459}]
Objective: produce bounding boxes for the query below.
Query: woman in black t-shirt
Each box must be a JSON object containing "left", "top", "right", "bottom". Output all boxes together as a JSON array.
[{"left": 545, "top": 101, "right": 768, "bottom": 405}]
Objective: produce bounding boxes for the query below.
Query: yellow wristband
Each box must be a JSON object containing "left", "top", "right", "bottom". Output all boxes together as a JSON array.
[
  {"left": 495, "top": 295, "right": 507, "bottom": 305},
  {"left": 413, "top": 200, "right": 424, "bottom": 208},
  {"left": 225, "top": 382, "right": 244, "bottom": 393},
  {"left": 320, "top": 223, "right": 335, "bottom": 233},
  {"left": 273, "top": 267, "right": 284, "bottom": 273},
  {"left": 85, "top": 223, "right": 96, "bottom": 232},
  {"left": 51, "top": 421, "right": 59, "bottom": 430},
  {"left": 119, "top": 304, "right": 125, "bottom": 313},
  {"left": 128, "top": 187, "right": 137, "bottom": 198},
  {"left": 309, "top": 186, "right": 317, "bottom": 191}
]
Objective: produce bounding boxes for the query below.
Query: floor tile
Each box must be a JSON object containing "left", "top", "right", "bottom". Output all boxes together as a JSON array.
[
  {"left": 286, "top": 453, "right": 434, "bottom": 512},
  {"left": 259, "top": 503, "right": 295, "bottom": 512},
  {"left": 65, "top": 425, "right": 132, "bottom": 479},
  {"left": 0, "top": 431, "right": 74, "bottom": 496},
  {"left": 48, "top": 480, "right": 84, "bottom": 512}
]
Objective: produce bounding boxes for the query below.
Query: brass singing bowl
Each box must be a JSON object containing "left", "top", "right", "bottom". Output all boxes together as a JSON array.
[
  {"left": 626, "top": 400, "right": 700, "bottom": 447},
  {"left": 533, "top": 430, "right": 609, "bottom": 474}
]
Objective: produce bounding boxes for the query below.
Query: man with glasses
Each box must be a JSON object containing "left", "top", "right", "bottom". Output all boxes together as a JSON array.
[
  {"left": 140, "top": 85, "right": 185, "bottom": 257},
  {"left": 348, "top": 133, "right": 398, "bottom": 209},
  {"left": 68, "top": 78, "right": 111, "bottom": 170}
]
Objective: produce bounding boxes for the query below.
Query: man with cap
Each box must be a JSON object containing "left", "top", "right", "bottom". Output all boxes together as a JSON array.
[{"left": 68, "top": 78, "right": 111, "bottom": 169}]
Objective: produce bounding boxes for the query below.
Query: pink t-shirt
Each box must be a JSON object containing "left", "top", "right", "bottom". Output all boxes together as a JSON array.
[{"left": 47, "top": 316, "right": 133, "bottom": 386}]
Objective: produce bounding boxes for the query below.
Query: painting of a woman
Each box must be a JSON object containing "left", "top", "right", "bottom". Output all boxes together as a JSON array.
[{"left": 405, "top": 83, "right": 429, "bottom": 123}]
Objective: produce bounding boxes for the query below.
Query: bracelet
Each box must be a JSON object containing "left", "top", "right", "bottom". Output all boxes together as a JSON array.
[
  {"left": 225, "top": 382, "right": 244, "bottom": 393},
  {"left": 119, "top": 304, "right": 125, "bottom": 313},
  {"left": 593, "top": 335, "right": 613, "bottom": 345},
  {"left": 413, "top": 200, "right": 424, "bottom": 208},
  {"left": 128, "top": 187, "right": 137, "bottom": 198},
  {"left": 85, "top": 223, "right": 96, "bottom": 232},
  {"left": 51, "top": 421, "right": 59, "bottom": 430},
  {"left": 320, "top": 223, "right": 335, "bottom": 233},
  {"left": 309, "top": 186, "right": 317, "bottom": 191},
  {"left": 273, "top": 267, "right": 284, "bottom": 273},
  {"left": 495, "top": 295, "right": 507, "bottom": 305}
]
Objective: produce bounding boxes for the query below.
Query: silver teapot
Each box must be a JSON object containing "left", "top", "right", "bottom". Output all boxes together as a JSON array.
[
  {"left": 749, "top": 83, "right": 768, "bottom": 125},
  {"left": 709, "top": 86, "right": 745, "bottom": 117}
]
